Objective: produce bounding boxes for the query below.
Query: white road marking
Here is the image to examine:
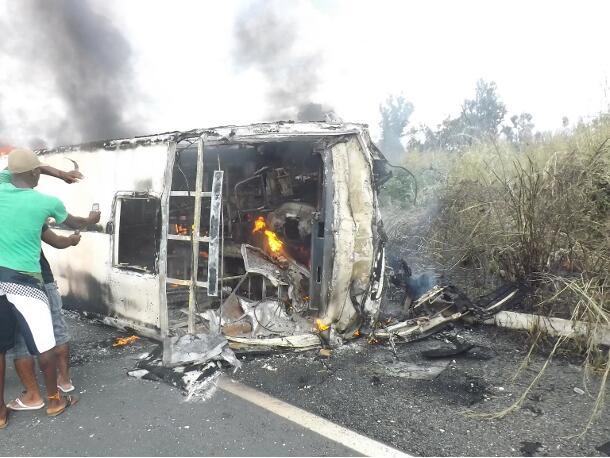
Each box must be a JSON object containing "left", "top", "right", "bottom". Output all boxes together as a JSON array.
[{"left": 218, "top": 377, "right": 412, "bottom": 457}]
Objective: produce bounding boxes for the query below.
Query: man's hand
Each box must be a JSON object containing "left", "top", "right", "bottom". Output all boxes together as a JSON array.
[
  {"left": 68, "top": 232, "right": 81, "bottom": 246},
  {"left": 60, "top": 170, "right": 84, "bottom": 184},
  {"left": 88, "top": 211, "right": 101, "bottom": 225},
  {"left": 42, "top": 227, "right": 81, "bottom": 249},
  {"left": 65, "top": 210, "right": 101, "bottom": 230}
]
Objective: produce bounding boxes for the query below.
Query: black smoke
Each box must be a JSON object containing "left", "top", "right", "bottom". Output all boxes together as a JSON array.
[
  {"left": 232, "top": 1, "right": 334, "bottom": 121},
  {"left": 296, "top": 103, "right": 335, "bottom": 122},
  {"left": 0, "top": 0, "right": 139, "bottom": 145}
]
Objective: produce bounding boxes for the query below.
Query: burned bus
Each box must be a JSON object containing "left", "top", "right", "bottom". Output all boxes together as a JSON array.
[{"left": 9, "top": 122, "right": 391, "bottom": 362}]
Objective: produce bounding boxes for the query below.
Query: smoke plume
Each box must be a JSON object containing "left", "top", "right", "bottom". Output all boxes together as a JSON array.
[
  {"left": 0, "top": 0, "right": 139, "bottom": 146},
  {"left": 233, "top": 1, "right": 334, "bottom": 121}
]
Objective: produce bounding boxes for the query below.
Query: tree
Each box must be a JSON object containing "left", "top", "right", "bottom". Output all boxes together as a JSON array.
[
  {"left": 406, "top": 79, "right": 507, "bottom": 153},
  {"left": 379, "top": 94, "right": 414, "bottom": 162},
  {"left": 459, "top": 79, "right": 507, "bottom": 142},
  {"left": 501, "top": 112, "right": 535, "bottom": 149}
]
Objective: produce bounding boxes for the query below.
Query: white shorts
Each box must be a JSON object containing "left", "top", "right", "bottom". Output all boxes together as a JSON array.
[{"left": 0, "top": 277, "right": 56, "bottom": 355}]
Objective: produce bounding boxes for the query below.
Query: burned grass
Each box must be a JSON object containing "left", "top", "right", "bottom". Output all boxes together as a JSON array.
[
  {"left": 233, "top": 324, "right": 610, "bottom": 456},
  {"left": 379, "top": 115, "right": 610, "bottom": 439}
]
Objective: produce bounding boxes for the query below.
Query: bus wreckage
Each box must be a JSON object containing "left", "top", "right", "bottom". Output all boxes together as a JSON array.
[{"left": 18, "top": 121, "right": 514, "bottom": 367}]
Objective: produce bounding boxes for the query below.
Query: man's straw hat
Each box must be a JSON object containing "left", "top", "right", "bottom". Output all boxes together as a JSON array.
[{"left": 7, "top": 148, "right": 45, "bottom": 173}]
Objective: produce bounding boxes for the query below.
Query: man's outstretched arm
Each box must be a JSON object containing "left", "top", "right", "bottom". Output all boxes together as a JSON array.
[
  {"left": 42, "top": 227, "right": 81, "bottom": 249},
  {"left": 39, "top": 165, "right": 83, "bottom": 184},
  {"left": 63, "top": 211, "right": 101, "bottom": 230}
]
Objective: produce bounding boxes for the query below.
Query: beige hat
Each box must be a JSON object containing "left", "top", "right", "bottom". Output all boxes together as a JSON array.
[{"left": 7, "top": 148, "right": 45, "bottom": 173}]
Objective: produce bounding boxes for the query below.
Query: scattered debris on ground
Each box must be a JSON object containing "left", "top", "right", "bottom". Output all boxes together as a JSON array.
[{"left": 127, "top": 332, "right": 241, "bottom": 401}]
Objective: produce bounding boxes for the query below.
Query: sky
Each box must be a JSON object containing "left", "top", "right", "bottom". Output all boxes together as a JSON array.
[{"left": 0, "top": 0, "right": 609, "bottom": 146}]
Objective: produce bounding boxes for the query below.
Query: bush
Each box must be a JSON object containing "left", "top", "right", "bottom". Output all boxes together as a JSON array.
[
  {"left": 381, "top": 114, "right": 610, "bottom": 316},
  {"left": 380, "top": 113, "right": 610, "bottom": 435}
]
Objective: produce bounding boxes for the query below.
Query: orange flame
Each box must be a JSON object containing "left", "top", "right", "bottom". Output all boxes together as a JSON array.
[
  {"left": 174, "top": 223, "right": 189, "bottom": 235},
  {"left": 265, "top": 230, "right": 284, "bottom": 253},
  {"left": 112, "top": 335, "right": 140, "bottom": 347},
  {"left": 253, "top": 216, "right": 266, "bottom": 233},
  {"left": 252, "top": 216, "right": 284, "bottom": 253},
  {"left": 315, "top": 319, "right": 330, "bottom": 331}
]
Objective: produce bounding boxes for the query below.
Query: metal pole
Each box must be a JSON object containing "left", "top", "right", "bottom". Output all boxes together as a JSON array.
[{"left": 188, "top": 137, "right": 204, "bottom": 334}]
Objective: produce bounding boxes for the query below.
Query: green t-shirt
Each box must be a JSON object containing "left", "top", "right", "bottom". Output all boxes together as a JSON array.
[{"left": 0, "top": 170, "right": 68, "bottom": 273}]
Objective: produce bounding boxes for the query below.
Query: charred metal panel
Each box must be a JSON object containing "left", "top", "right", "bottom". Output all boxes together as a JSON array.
[
  {"left": 322, "top": 140, "right": 358, "bottom": 332},
  {"left": 36, "top": 143, "right": 171, "bottom": 333},
  {"left": 319, "top": 135, "right": 380, "bottom": 333},
  {"left": 207, "top": 170, "right": 224, "bottom": 296},
  {"left": 308, "top": 145, "right": 326, "bottom": 312},
  {"left": 159, "top": 142, "right": 177, "bottom": 362}
]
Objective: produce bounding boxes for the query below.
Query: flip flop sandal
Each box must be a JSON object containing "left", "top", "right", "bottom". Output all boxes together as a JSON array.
[
  {"left": 58, "top": 382, "right": 75, "bottom": 394},
  {"left": 0, "top": 410, "right": 9, "bottom": 429},
  {"left": 6, "top": 397, "right": 45, "bottom": 411},
  {"left": 47, "top": 395, "right": 79, "bottom": 417}
]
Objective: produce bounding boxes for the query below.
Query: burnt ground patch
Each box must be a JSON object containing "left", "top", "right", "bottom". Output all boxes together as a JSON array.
[
  {"left": 597, "top": 441, "right": 610, "bottom": 456},
  {"left": 411, "top": 368, "right": 490, "bottom": 407},
  {"left": 63, "top": 310, "right": 152, "bottom": 367},
  {"left": 520, "top": 441, "right": 546, "bottom": 457},
  {"left": 233, "top": 324, "right": 610, "bottom": 456}
]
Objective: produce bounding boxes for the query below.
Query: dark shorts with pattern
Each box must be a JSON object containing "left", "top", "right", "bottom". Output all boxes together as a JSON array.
[{"left": 0, "top": 267, "right": 56, "bottom": 355}]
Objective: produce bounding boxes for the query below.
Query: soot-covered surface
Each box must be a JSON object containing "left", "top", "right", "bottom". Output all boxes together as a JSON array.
[{"left": 232, "top": 324, "right": 610, "bottom": 457}]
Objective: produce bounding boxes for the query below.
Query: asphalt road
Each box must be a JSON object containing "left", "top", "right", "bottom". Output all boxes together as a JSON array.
[
  {"left": 0, "top": 314, "right": 361, "bottom": 457},
  {"left": 3, "top": 312, "right": 609, "bottom": 457}
]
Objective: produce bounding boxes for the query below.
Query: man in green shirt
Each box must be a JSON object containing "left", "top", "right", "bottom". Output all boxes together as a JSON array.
[{"left": 0, "top": 148, "right": 99, "bottom": 428}]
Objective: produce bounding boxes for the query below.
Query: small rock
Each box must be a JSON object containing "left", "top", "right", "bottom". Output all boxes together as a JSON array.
[
  {"left": 261, "top": 363, "right": 277, "bottom": 372},
  {"left": 520, "top": 441, "right": 544, "bottom": 457},
  {"left": 128, "top": 369, "right": 149, "bottom": 379},
  {"left": 319, "top": 348, "right": 332, "bottom": 358}
]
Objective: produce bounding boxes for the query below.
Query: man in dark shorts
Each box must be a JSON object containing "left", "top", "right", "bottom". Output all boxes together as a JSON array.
[
  {"left": 6, "top": 227, "right": 81, "bottom": 411},
  {"left": 0, "top": 148, "right": 99, "bottom": 428}
]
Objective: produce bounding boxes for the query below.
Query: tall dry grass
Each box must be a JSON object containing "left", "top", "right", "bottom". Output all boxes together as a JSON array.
[
  {"left": 383, "top": 115, "right": 609, "bottom": 303},
  {"left": 380, "top": 114, "right": 610, "bottom": 435}
]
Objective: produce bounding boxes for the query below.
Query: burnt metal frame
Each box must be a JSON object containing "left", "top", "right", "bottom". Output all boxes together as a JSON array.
[
  {"left": 160, "top": 137, "right": 211, "bottom": 361},
  {"left": 160, "top": 136, "right": 226, "bottom": 363}
]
